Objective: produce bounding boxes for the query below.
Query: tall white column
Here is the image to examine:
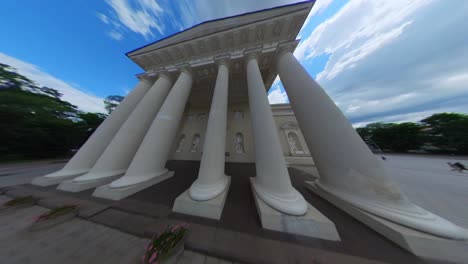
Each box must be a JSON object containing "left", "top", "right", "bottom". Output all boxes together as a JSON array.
[
  {"left": 109, "top": 68, "right": 193, "bottom": 188},
  {"left": 189, "top": 61, "right": 230, "bottom": 201},
  {"left": 70, "top": 74, "right": 173, "bottom": 184},
  {"left": 246, "top": 54, "right": 307, "bottom": 216},
  {"left": 277, "top": 50, "right": 468, "bottom": 240},
  {"left": 34, "top": 79, "right": 153, "bottom": 184}
]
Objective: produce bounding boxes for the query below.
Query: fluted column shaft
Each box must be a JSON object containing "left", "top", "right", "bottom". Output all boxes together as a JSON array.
[
  {"left": 189, "top": 62, "right": 229, "bottom": 201},
  {"left": 43, "top": 80, "right": 153, "bottom": 179},
  {"left": 277, "top": 51, "right": 468, "bottom": 240},
  {"left": 110, "top": 70, "right": 193, "bottom": 188},
  {"left": 73, "top": 75, "right": 173, "bottom": 183},
  {"left": 246, "top": 55, "right": 306, "bottom": 216}
]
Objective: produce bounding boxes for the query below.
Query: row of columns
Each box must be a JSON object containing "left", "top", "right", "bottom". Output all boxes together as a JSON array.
[
  {"left": 41, "top": 53, "right": 307, "bottom": 216},
  {"left": 38, "top": 50, "right": 468, "bottom": 239},
  {"left": 71, "top": 74, "right": 173, "bottom": 184},
  {"left": 40, "top": 80, "right": 153, "bottom": 181}
]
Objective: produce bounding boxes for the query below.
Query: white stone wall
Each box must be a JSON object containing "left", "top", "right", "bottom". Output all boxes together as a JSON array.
[{"left": 169, "top": 103, "right": 314, "bottom": 166}]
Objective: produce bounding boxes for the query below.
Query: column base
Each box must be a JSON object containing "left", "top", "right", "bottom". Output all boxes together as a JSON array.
[
  {"left": 250, "top": 178, "right": 340, "bottom": 241},
  {"left": 31, "top": 169, "right": 88, "bottom": 186},
  {"left": 305, "top": 180, "right": 468, "bottom": 262},
  {"left": 93, "top": 171, "right": 174, "bottom": 200},
  {"left": 31, "top": 175, "right": 76, "bottom": 187},
  {"left": 173, "top": 176, "right": 231, "bottom": 220},
  {"left": 57, "top": 174, "right": 122, "bottom": 193}
]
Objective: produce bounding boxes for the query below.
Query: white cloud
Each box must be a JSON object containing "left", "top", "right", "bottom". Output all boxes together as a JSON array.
[
  {"left": 98, "top": 0, "right": 327, "bottom": 41},
  {"left": 300, "top": 0, "right": 334, "bottom": 32},
  {"left": 96, "top": 13, "right": 110, "bottom": 24},
  {"left": 102, "top": 0, "right": 165, "bottom": 39},
  {"left": 268, "top": 83, "right": 289, "bottom": 104},
  {"left": 108, "top": 30, "right": 123, "bottom": 40},
  {"left": 0, "top": 53, "right": 106, "bottom": 113},
  {"left": 291, "top": 0, "right": 468, "bottom": 125},
  {"left": 296, "top": 0, "right": 432, "bottom": 67}
]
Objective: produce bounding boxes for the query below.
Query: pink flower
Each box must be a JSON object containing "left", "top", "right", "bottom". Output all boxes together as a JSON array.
[
  {"left": 145, "top": 242, "right": 153, "bottom": 251},
  {"left": 149, "top": 252, "right": 158, "bottom": 263}
]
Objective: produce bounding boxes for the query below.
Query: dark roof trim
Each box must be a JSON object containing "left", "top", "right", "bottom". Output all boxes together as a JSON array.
[{"left": 125, "top": 0, "right": 314, "bottom": 57}]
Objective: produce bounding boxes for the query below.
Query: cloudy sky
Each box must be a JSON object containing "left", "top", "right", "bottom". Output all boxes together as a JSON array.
[{"left": 1, "top": 0, "right": 467, "bottom": 126}]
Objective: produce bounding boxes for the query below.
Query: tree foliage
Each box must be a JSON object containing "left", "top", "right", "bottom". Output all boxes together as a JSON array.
[
  {"left": 104, "top": 95, "right": 124, "bottom": 114},
  {"left": 420, "top": 113, "right": 468, "bottom": 154},
  {"left": 357, "top": 113, "right": 468, "bottom": 154},
  {"left": 0, "top": 63, "right": 106, "bottom": 160},
  {"left": 357, "top": 122, "right": 424, "bottom": 152}
]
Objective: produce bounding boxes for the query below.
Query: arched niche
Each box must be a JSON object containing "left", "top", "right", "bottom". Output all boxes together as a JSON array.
[
  {"left": 176, "top": 134, "right": 186, "bottom": 152},
  {"left": 234, "top": 132, "right": 245, "bottom": 154},
  {"left": 190, "top": 133, "right": 201, "bottom": 152},
  {"left": 287, "top": 131, "right": 304, "bottom": 155},
  {"left": 280, "top": 122, "right": 306, "bottom": 156}
]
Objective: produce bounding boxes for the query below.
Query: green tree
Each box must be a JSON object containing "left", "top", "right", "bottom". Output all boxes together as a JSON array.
[
  {"left": 76, "top": 112, "right": 107, "bottom": 138},
  {"left": 357, "top": 122, "right": 424, "bottom": 152},
  {"left": 104, "top": 95, "right": 124, "bottom": 114},
  {"left": 0, "top": 63, "right": 104, "bottom": 160},
  {"left": 0, "top": 63, "right": 37, "bottom": 90},
  {"left": 421, "top": 113, "right": 468, "bottom": 154}
]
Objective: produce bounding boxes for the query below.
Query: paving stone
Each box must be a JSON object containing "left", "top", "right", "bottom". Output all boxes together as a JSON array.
[
  {"left": 38, "top": 195, "right": 109, "bottom": 218},
  {"left": 255, "top": 238, "right": 288, "bottom": 264},
  {"left": 112, "top": 198, "right": 172, "bottom": 218},
  {"left": 185, "top": 223, "right": 217, "bottom": 253},
  {"left": 6, "top": 185, "right": 55, "bottom": 199},
  {"left": 90, "top": 208, "right": 155, "bottom": 237},
  {"left": 281, "top": 242, "right": 388, "bottom": 264},
  {"left": 143, "top": 218, "right": 185, "bottom": 238},
  {"left": 213, "top": 228, "right": 259, "bottom": 264},
  {"left": 205, "top": 256, "right": 220, "bottom": 264},
  {"left": 178, "top": 250, "right": 206, "bottom": 264},
  {"left": 0, "top": 194, "right": 10, "bottom": 203}
]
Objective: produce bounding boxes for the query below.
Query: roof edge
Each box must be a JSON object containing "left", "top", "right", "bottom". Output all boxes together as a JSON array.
[{"left": 125, "top": 0, "right": 315, "bottom": 57}]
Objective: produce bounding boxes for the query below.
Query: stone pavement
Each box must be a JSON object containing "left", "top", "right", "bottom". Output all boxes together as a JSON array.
[
  {"left": 0, "top": 159, "right": 68, "bottom": 188},
  {"left": 0, "top": 195, "right": 236, "bottom": 264},
  {"left": 2, "top": 156, "right": 464, "bottom": 263},
  {"left": 293, "top": 154, "right": 468, "bottom": 229}
]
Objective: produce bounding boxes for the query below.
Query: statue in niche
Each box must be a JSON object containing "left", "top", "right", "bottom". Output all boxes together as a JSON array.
[
  {"left": 176, "top": 134, "right": 185, "bottom": 152},
  {"left": 197, "top": 113, "right": 206, "bottom": 121},
  {"left": 190, "top": 134, "right": 201, "bottom": 152},
  {"left": 287, "top": 132, "right": 304, "bottom": 155},
  {"left": 234, "top": 111, "right": 244, "bottom": 120},
  {"left": 234, "top": 132, "right": 244, "bottom": 154},
  {"left": 187, "top": 114, "right": 194, "bottom": 121}
]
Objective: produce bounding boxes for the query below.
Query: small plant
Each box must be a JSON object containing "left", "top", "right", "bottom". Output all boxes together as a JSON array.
[
  {"left": 33, "top": 205, "right": 78, "bottom": 223},
  {"left": 3, "top": 196, "right": 35, "bottom": 207},
  {"left": 142, "top": 223, "right": 189, "bottom": 264}
]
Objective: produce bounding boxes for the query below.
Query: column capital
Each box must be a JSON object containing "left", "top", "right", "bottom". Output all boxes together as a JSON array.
[
  {"left": 272, "top": 44, "right": 296, "bottom": 73},
  {"left": 214, "top": 54, "right": 231, "bottom": 69},
  {"left": 136, "top": 73, "right": 156, "bottom": 84},
  {"left": 243, "top": 48, "right": 262, "bottom": 64},
  {"left": 157, "top": 71, "right": 174, "bottom": 82},
  {"left": 277, "top": 46, "right": 295, "bottom": 59},
  {"left": 177, "top": 64, "right": 193, "bottom": 78}
]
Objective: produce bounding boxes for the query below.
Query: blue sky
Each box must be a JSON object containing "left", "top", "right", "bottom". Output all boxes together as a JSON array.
[{"left": 1, "top": 0, "right": 467, "bottom": 126}]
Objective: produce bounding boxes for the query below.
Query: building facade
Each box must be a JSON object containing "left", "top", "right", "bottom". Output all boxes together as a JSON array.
[
  {"left": 31, "top": 1, "right": 468, "bottom": 261},
  {"left": 170, "top": 103, "right": 313, "bottom": 165}
]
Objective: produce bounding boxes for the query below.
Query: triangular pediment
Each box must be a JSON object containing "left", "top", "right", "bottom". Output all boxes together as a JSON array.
[
  {"left": 127, "top": 1, "right": 314, "bottom": 57},
  {"left": 281, "top": 121, "right": 298, "bottom": 129}
]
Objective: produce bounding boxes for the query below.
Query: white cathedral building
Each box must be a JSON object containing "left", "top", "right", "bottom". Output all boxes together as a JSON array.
[{"left": 32, "top": 1, "right": 468, "bottom": 261}]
